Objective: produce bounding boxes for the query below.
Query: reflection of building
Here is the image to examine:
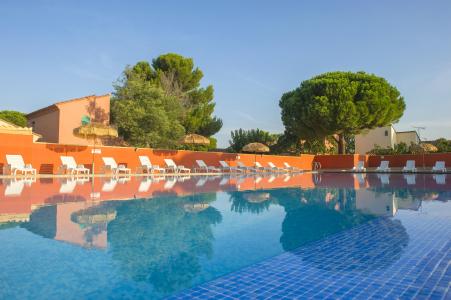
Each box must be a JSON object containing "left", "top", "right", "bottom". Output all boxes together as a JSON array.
[
  {"left": 356, "top": 189, "right": 421, "bottom": 216},
  {"left": 26, "top": 94, "right": 110, "bottom": 145},
  {"left": 355, "top": 125, "right": 420, "bottom": 154}
]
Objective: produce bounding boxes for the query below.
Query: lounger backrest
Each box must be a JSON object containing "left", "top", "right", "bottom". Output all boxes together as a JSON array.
[
  {"left": 102, "top": 157, "right": 118, "bottom": 169},
  {"left": 164, "top": 159, "right": 177, "bottom": 167},
  {"left": 219, "top": 161, "right": 229, "bottom": 168},
  {"left": 435, "top": 161, "right": 445, "bottom": 169},
  {"left": 139, "top": 156, "right": 151, "bottom": 167},
  {"left": 255, "top": 162, "right": 263, "bottom": 168},
  {"left": 61, "top": 156, "right": 77, "bottom": 169},
  {"left": 268, "top": 162, "right": 276, "bottom": 168},
  {"left": 196, "top": 160, "right": 207, "bottom": 168},
  {"left": 6, "top": 155, "right": 25, "bottom": 169},
  {"left": 406, "top": 160, "right": 415, "bottom": 169},
  {"left": 379, "top": 160, "right": 389, "bottom": 169},
  {"left": 357, "top": 161, "right": 364, "bottom": 169},
  {"left": 237, "top": 162, "right": 246, "bottom": 167},
  {"left": 284, "top": 162, "right": 290, "bottom": 168}
]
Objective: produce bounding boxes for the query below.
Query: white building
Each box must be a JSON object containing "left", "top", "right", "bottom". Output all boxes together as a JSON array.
[{"left": 355, "top": 125, "right": 419, "bottom": 154}]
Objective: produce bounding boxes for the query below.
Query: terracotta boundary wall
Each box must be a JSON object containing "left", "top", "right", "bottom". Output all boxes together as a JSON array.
[
  {"left": 0, "top": 133, "right": 314, "bottom": 174},
  {"left": 1, "top": 133, "right": 450, "bottom": 174}
]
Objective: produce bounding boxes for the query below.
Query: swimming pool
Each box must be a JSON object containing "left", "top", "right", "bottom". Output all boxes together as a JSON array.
[{"left": 0, "top": 173, "right": 449, "bottom": 299}]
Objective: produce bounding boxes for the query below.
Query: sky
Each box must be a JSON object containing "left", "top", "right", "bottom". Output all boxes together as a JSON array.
[{"left": 1, "top": 0, "right": 451, "bottom": 147}]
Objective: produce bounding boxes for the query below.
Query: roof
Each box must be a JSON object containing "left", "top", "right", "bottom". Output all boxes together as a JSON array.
[
  {"left": 26, "top": 93, "right": 111, "bottom": 118},
  {"left": 0, "top": 118, "right": 42, "bottom": 139}
]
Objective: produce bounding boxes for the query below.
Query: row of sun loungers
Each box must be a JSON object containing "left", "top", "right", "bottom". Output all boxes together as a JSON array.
[{"left": 2, "top": 154, "right": 304, "bottom": 176}]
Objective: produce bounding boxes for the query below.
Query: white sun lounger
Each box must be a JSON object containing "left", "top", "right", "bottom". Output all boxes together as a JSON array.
[
  {"left": 283, "top": 162, "right": 303, "bottom": 173},
  {"left": 268, "top": 162, "right": 287, "bottom": 172},
  {"left": 139, "top": 156, "right": 165, "bottom": 174},
  {"left": 237, "top": 162, "right": 257, "bottom": 172},
  {"left": 195, "top": 160, "right": 221, "bottom": 173},
  {"left": 255, "top": 162, "right": 271, "bottom": 172},
  {"left": 60, "top": 156, "right": 90, "bottom": 175},
  {"left": 376, "top": 160, "right": 390, "bottom": 172},
  {"left": 164, "top": 159, "right": 191, "bottom": 173},
  {"left": 6, "top": 155, "right": 36, "bottom": 176},
  {"left": 102, "top": 157, "right": 131, "bottom": 175},
  {"left": 352, "top": 161, "right": 366, "bottom": 172},
  {"left": 219, "top": 161, "right": 242, "bottom": 173},
  {"left": 402, "top": 160, "right": 417, "bottom": 173},
  {"left": 432, "top": 161, "right": 447, "bottom": 173}
]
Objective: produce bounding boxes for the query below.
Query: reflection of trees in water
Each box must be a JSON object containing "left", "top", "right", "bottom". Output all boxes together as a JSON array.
[
  {"left": 275, "top": 188, "right": 374, "bottom": 251},
  {"left": 298, "top": 217, "right": 409, "bottom": 273},
  {"left": 229, "top": 190, "right": 273, "bottom": 214},
  {"left": 106, "top": 193, "right": 222, "bottom": 297}
]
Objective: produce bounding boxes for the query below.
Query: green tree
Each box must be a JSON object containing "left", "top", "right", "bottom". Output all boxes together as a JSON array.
[
  {"left": 434, "top": 138, "right": 451, "bottom": 153},
  {"left": 279, "top": 71, "right": 406, "bottom": 154},
  {"left": 0, "top": 110, "right": 27, "bottom": 127},
  {"left": 125, "top": 54, "right": 223, "bottom": 138},
  {"left": 111, "top": 67, "right": 185, "bottom": 148},
  {"left": 228, "top": 128, "right": 278, "bottom": 153}
]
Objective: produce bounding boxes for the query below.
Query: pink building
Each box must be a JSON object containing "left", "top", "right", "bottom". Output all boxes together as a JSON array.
[{"left": 26, "top": 94, "right": 111, "bottom": 145}]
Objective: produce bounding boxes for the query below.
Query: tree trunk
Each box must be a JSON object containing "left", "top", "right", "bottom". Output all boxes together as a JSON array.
[{"left": 338, "top": 134, "right": 346, "bottom": 154}]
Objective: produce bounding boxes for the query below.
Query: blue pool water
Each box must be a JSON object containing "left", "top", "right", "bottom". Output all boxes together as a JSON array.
[{"left": 0, "top": 173, "right": 450, "bottom": 299}]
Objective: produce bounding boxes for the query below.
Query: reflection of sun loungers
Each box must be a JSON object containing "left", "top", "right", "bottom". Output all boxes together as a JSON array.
[
  {"left": 196, "top": 177, "right": 208, "bottom": 187},
  {"left": 59, "top": 179, "right": 77, "bottom": 194},
  {"left": 164, "top": 177, "right": 177, "bottom": 189},
  {"left": 138, "top": 177, "right": 152, "bottom": 192},
  {"left": 404, "top": 174, "right": 416, "bottom": 185},
  {"left": 354, "top": 173, "right": 366, "bottom": 185},
  {"left": 102, "top": 178, "right": 118, "bottom": 192},
  {"left": 433, "top": 174, "right": 446, "bottom": 185},
  {"left": 4, "top": 179, "right": 25, "bottom": 196},
  {"left": 377, "top": 173, "right": 390, "bottom": 185}
]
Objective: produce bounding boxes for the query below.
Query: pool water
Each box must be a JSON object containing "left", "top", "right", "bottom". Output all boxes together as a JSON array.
[{"left": 0, "top": 173, "right": 449, "bottom": 299}]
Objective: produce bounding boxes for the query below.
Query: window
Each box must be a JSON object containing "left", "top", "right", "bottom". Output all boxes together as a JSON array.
[
  {"left": 384, "top": 130, "right": 388, "bottom": 136},
  {"left": 31, "top": 121, "right": 35, "bottom": 130}
]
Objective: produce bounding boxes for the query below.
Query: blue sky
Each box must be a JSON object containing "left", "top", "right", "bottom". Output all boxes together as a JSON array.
[{"left": 1, "top": 0, "right": 450, "bottom": 147}]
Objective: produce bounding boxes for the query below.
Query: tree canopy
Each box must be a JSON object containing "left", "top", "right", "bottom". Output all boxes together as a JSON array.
[
  {"left": 279, "top": 71, "right": 405, "bottom": 153},
  {"left": 111, "top": 53, "right": 222, "bottom": 149},
  {"left": 0, "top": 110, "right": 27, "bottom": 127},
  {"left": 111, "top": 68, "right": 185, "bottom": 148}
]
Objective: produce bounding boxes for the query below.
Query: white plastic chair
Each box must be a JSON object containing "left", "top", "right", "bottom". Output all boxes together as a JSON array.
[
  {"left": 352, "top": 161, "right": 366, "bottom": 172},
  {"left": 402, "top": 160, "right": 417, "bottom": 173},
  {"left": 237, "top": 162, "right": 257, "bottom": 172},
  {"left": 376, "top": 161, "right": 390, "bottom": 172},
  {"left": 195, "top": 160, "right": 221, "bottom": 173},
  {"left": 139, "top": 156, "right": 165, "bottom": 174},
  {"left": 164, "top": 159, "right": 191, "bottom": 173},
  {"left": 102, "top": 157, "right": 131, "bottom": 175},
  {"left": 60, "top": 156, "right": 90, "bottom": 175},
  {"left": 255, "top": 162, "right": 270, "bottom": 172},
  {"left": 432, "top": 161, "right": 446, "bottom": 173},
  {"left": 6, "top": 155, "right": 36, "bottom": 176}
]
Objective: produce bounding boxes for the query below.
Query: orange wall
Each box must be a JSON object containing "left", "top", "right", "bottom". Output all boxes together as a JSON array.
[
  {"left": 2, "top": 132, "right": 451, "bottom": 174},
  {"left": 367, "top": 153, "right": 451, "bottom": 168},
  {"left": 0, "top": 133, "right": 314, "bottom": 174}
]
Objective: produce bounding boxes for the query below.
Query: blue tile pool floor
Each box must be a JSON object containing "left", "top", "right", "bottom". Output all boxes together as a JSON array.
[{"left": 170, "top": 201, "right": 451, "bottom": 299}]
